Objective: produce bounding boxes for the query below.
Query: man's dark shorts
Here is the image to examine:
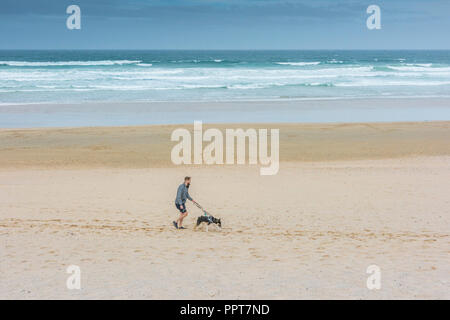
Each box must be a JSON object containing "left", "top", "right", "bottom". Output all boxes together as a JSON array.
[{"left": 176, "top": 203, "right": 187, "bottom": 213}]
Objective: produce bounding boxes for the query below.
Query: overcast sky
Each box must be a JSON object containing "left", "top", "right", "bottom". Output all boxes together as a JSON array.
[{"left": 0, "top": 0, "right": 449, "bottom": 49}]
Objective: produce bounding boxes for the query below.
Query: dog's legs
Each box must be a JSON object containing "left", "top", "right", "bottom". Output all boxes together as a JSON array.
[
  {"left": 206, "top": 224, "right": 208, "bottom": 233},
  {"left": 193, "top": 217, "right": 200, "bottom": 231}
]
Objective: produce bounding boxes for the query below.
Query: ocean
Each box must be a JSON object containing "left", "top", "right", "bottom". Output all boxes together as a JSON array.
[
  {"left": 1, "top": 50, "right": 450, "bottom": 104},
  {"left": 1, "top": 50, "right": 450, "bottom": 127}
]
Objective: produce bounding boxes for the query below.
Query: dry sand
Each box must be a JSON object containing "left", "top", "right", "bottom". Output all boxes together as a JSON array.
[{"left": 0, "top": 122, "right": 449, "bottom": 299}]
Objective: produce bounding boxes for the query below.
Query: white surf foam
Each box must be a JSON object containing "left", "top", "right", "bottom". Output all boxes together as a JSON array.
[
  {"left": 0, "top": 60, "right": 142, "bottom": 67},
  {"left": 275, "top": 62, "right": 321, "bottom": 66}
]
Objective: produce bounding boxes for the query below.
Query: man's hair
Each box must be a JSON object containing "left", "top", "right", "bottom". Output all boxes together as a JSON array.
[{"left": 184, "top": 176, "right": 191, "bottom": 181}]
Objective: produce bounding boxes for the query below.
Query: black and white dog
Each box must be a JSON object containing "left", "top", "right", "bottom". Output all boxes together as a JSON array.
[{"left": 194, "top": 214, "right": 222, "bottom": 232}]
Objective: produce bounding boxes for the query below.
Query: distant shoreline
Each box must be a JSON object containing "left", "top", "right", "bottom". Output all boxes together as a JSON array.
[{"left": 1, "top": 97, "right": 450, "bottom": 129}]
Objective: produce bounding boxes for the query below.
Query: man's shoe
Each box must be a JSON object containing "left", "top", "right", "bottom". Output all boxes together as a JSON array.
[{"left": 172, "top": 221, "right": 178, "bottom": 229}]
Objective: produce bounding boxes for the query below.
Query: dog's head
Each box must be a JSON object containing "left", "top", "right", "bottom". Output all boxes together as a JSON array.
[{"left": 210, "top": 216, "right": 222, "bottom": 227}]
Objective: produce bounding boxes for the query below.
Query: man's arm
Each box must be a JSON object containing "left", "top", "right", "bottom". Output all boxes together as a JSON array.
[
  {"left": 175, "top": 185, "right": 183, "bottom": 205},
  {"left": 186, "top": 188, "right": 195, "bottom": 203}
]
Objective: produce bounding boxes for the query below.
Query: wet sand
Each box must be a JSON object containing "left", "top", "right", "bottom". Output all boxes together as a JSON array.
[{"left": 1, "top": 121, "right": 450, "bottom": 168}]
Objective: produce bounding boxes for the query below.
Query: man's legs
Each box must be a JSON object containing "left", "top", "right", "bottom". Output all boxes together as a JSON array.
[{"left": 177, "top": 211, "right": 188, "bottom": 228}]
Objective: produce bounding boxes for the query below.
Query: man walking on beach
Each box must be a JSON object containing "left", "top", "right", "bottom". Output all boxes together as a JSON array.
[{"left": 173, "top": 176, "right": 196, "bottom": 229}]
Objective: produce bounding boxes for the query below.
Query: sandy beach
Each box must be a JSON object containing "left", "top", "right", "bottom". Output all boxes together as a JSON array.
[{"left": 1, "top": 121, "right": 449, "bottom": 299}]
